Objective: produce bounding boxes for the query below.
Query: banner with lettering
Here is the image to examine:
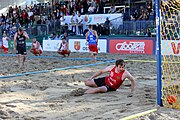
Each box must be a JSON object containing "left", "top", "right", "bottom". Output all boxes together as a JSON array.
[{"left": 161, "top": 40, "right": 180, "bottom": 56}]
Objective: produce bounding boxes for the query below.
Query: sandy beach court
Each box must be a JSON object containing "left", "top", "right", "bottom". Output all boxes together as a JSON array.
[{"left": 0, "top": 51, "right": 180, "bottom": 120}]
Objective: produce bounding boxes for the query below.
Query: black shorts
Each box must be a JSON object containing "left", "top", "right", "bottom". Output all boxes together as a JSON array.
[
  {"left": 94, "top": 77, "right": 116, "bottom": 92},
  {"left": 16, "top": 45, "right": 26, "bottom": 55}
]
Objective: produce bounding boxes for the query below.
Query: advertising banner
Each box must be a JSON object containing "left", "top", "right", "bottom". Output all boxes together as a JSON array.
[
  {"left": 109, "top": 39, "right": 153, "bottom": 54},
  {"left": 161, "top": 40, "right": 180, "bottom": 56},
  {"left": 64, "top": 13, "right": 123, "bottom": 25},
  {"left": 43, "top": 40, "right": 61, "bottom": 51},
  {"left": 69, "top": 39, "right": 107, "bottom": 53}
]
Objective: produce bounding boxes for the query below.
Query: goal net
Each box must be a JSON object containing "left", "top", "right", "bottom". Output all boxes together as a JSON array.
[{"left": 157, "top": 0, "right": 180, "bottom": 108}]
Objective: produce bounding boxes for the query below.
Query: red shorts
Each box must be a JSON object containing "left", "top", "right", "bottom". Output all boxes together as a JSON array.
[
  {"left": 88, "top": 44, "right": 98, "bottom": 53},
  {"left": 60, "top": 50, "right": 70, "bottom": 55},
  {"left": 32, "top": 49, "right": 42, "bottom": 55},
  {"left": 2, "top": 46, "right": 8, "bottom": 53}
]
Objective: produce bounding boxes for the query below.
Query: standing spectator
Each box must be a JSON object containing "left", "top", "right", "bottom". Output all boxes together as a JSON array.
[
  {"left": 79, "top": 4, "right": 84, "bottom": 15},
  {"left": 108, "top": 4, "right": 116, "bottom": 14},
  {"left": 37, "top": 17, "right": 43, "bottom": 35},
  {"left": 103, "top": 17, "right": 111, "bottom": 35},
  {"left": 96, "top": 3, "right": 104, "bottom": 14},
  {"left": 88, "top": 4, "right": 95, "bottom": 14},
  {"left": 60, "top": 14, "right": 66, "bottom": 34},
  {"left": 22, "top": 10, "right": 28, "bottom": 27},
  {"left": 70, "top": 12, "right": 77, "bottom": 34},
  {"left": 76, "top": 13, "right": 83, "bottom": 35},
  {"left": 28, "top": 9, "right": 34, "bottom": 26}
]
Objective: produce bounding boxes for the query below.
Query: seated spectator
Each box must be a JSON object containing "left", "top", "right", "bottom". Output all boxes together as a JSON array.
[
  {"left": 57, "top": 35, "right": 71, "bottom": 57},
  {"left": 54, "top": 33, "right": 61, "bottom": 40},
  {"left": 48, "top": 33, "right": 56, "bottom": 40},
  {"left": 108, "top": 5, "right": 116, "bottom": 14},
  {"left": 30, "top": 38, "right": 43, "bottom": 56},
  {"left": 138, "top": 12, "right": 148, "bottom": 20}
]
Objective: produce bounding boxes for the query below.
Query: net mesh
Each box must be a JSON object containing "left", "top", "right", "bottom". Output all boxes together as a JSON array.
[{"left": 160, "top": 0, "right": 180, "bottom": 108}]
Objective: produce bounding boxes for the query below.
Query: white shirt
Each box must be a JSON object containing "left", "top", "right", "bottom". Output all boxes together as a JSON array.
[
  {"left": 33, "top": 41, "right": 43, "bottom": 51},
  {"left": 77, "top": 15, "right": 83, "bottom": 24},
  {"left": 60, "top": 16, "right": 65, "bottom": 25},
  {"left": 2, "top": 37, "right": 8, "bottom": 48}
]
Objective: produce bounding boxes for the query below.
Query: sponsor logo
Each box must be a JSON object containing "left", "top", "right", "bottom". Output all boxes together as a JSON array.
[
  {"left": 171, "top": 42, "right": 180, "bottom": 54},
  {"left": 94, "top": 16, "right": 104, "bottom": 21},
  {"left": 74, "top": 41, "right": 80, "bottom": 50},
  {"left": 116, "top": 42, "right": 145, "bottom": 53}
]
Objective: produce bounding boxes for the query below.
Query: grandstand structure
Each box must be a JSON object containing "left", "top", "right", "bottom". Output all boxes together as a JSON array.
[{"left": 0, "top": 0, "right": 156, "bottom": 38}]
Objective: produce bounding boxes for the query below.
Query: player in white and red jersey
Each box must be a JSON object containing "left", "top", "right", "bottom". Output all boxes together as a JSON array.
[
  {"left": 84, "top": 59, "right": 135, "bottom": 97},
  {"left": 57, "top": 35, "right": 71, "bottom": 57},
  {"left": 2, "top": 33, "right": 10, "bottom": 53},
  {"left": 30, "top": 38, "right": 43, "bottom": 56}
]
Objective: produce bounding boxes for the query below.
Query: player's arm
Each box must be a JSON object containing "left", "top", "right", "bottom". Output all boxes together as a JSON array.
[
  {"left": 94, "top": 30, "right": 98, "bottom": 44},
  {"left": 14, "top": 33, "right": 17, "bottom": 50},
  {"left": 85, "top": 31, "right": 89, "bottom": 42},
  {"left": 66, "top": 42, "right": 69, "bottom": 50},
  {"left": 37, "top": 42, "right": 40, "bottom": 49},
  {"left": 6, "top": 37, "right": 10, "bottom": 40},
  {"left": 126, "top": 71, "right": 135, "bottom": 97},
  {"left": 89, "top": 65, "right": 115, "bottom": 80},
  {"left": 23, "top": 31, "right": 29, "bottom": 40}
]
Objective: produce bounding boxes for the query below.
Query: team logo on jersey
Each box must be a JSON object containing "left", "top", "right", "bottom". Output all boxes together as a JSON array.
[
  {"left": 74, "top": 41, "right": 80, "bottom": 50},
  {"left": 116, "top": 76, "right": 120, "bottom": 80}
]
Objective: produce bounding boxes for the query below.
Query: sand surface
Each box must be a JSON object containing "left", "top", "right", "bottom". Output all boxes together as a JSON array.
[{"left": 0, "top": 49, "right": 180, "bottom": 120}]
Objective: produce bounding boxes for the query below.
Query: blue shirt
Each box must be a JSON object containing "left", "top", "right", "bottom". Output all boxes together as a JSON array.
[{"left": 87, "top": 30, "right": 97, "bottom": 45}]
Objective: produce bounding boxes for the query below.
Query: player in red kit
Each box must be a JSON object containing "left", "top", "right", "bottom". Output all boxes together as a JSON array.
[
  {"left": 84, "top": 59, "right": 135, "bottom": 97},
  {"left": 57, "top": 35, "right": 71, "bottom": 57},
  {"left": 30, "top": 38, "right": 43, "bottom": 56}
]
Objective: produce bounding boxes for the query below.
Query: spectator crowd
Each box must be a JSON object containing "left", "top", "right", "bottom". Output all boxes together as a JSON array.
[{"left": 0, "top": 0, "right": 155, "bottom": 40}]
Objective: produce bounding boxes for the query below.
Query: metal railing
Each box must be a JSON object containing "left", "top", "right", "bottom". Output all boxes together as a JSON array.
[
  {"left": 0, "top": 20, "right": 156, "bottom": 39},
  {"left": 110, "top": 20, "right": 156, "bottom": 36}
]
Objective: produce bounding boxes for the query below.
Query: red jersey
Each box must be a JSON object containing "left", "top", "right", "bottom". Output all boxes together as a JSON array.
[{"left": 105, "top": 66, "right": 125, "bottom": 90}]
